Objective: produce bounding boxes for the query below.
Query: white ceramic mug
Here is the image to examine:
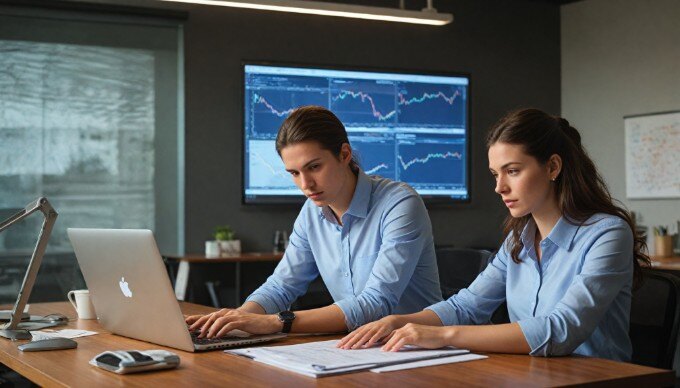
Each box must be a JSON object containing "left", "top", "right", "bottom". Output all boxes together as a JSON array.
[{"left": 67, "top": 289, "right": 97, "bottom": 320}]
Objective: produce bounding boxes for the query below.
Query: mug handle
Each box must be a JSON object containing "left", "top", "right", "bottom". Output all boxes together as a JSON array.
[{"left": 67, "top": 291, "right": 78, "bottom": 310}]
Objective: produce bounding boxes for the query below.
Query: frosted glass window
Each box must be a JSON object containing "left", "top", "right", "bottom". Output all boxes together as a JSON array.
[
  {"left": 0, "top": 41, "right": 156, "bottom": 251},
  {"left": 0, "top": 7, "right": 183, "bottom": 303}
]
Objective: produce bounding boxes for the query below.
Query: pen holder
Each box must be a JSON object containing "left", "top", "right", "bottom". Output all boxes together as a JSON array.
[{"left": 655, "top": 235, "right": 673, "bottom": 258}]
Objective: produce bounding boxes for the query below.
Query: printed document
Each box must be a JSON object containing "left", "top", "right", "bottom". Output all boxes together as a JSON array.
[{"left": 226, "top": 339, "right": 476, "bottom": 377}]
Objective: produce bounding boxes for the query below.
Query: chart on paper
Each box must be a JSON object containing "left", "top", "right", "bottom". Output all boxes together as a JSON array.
[{"left": 625, "top": 111, "right": 680, "bottom": 198}]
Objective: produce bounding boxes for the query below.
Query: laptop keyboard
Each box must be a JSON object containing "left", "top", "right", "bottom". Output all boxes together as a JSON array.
[{"left": 190, "top": 330, "right": 239, "bottom": 345}]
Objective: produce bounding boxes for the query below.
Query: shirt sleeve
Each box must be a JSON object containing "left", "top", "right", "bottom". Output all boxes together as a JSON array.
[
  {"left": 517, "top": 219, "right": 634, "bottom": 357},
  {"left": 426, "top": 241, "right": 509, "bottom": 325},
  {"left": 333, "top": 193, "right": 431, "bottom": 330},
  {"left": 245, "top": 204, "right": 319, "bottom": 314}
]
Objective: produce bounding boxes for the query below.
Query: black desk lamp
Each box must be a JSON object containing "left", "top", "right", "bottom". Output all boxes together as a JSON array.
[{"left": 0, "top": 197, "right": 57, "bottom": 340}]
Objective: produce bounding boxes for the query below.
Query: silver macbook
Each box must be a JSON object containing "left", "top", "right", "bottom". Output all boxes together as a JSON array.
[{"left": 67, "top": 228, "right": 285, "bottom": 352}]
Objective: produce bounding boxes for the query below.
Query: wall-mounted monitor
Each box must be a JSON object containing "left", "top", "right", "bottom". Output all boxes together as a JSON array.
[{"left": 243, "top": 63, "right": 470, "bottom": 204}]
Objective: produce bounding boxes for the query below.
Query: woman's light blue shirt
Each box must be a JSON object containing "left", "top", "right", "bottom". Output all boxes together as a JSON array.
[
  {"left": 246, "top": 170, "right": 443, "bottom": 330},
  {"left": 427, "top": 214, "right": 634, "bottom": 361}
]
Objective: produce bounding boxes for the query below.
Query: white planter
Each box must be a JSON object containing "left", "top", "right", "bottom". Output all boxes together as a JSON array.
[
  {"left": 218, "top": 240, "right": 241, "bottom": 257},
  {"left": 205, "top": 240, "right": 241, "bottom": 258}
]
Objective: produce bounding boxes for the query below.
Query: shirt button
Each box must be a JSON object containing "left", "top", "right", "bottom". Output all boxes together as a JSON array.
[{"left": 344, "top": 272, "right": 349, "bottom": 277}]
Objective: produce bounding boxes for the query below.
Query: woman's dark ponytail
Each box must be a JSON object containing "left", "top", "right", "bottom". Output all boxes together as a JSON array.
[{"left": 487, "top": 108, "right": 650, "bottom": 288}]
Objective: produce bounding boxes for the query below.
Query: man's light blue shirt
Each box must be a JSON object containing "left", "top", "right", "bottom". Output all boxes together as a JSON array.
[
  {"left": 246, "top": 170, "right": 443, "bottom": 330},
  {"left": 427, "top": 214, "right": 634, "bottom": 361}
]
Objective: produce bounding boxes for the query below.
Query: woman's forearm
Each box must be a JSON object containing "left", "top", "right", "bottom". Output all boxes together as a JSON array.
[
  {"left": 446, "top": 322, "right": 531, "bottom": 354},
  {"left": 393, "top": 309, "right": 444, "bottom": 327}
]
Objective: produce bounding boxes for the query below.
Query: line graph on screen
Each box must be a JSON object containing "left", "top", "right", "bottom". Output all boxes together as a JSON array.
[{"left": 397, "top": 142, "right": 465, "bottom": 185}]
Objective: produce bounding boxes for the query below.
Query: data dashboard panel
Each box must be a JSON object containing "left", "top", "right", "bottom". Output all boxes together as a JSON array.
[{"left": 243, "top": 63, "right": 470, "bottom": 204}]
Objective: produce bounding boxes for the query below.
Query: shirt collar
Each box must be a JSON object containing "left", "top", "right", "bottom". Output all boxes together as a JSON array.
[
  {"left": 545, "top": 216, "right": 579, "bottom": 251},
  {"left": 519, "top": 216, "right": 579, "bottom": 251},
  {"left": 519, "top": 219, "right": 537, "bottom": 248},
  {"left": 317, "top": 169, "right": 371, "bottom": 222},
  {"left": 344, "top": 170, "right": 371, "bottom": 219}
]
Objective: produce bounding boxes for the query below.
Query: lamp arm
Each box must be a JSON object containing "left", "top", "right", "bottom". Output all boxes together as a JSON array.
[
  {"left": 0, "top": 197, "right": 53, "bottom": 232},
  {"left": 0, "top": 197, "right": 58, "bottom": 331}
]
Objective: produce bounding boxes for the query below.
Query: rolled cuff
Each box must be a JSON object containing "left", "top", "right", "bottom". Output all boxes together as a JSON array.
[
  {"left": 517, "top": 317, "right": 551, "bottom": 357},
  {"left": 425, "top": 300, "right": 460, "bottom": 327},
  {"left": 334, "top": 298, "right": 361, "bottom": 331},
  {"left": 245, "top": 293, "right": 280, "bottom": 315}
]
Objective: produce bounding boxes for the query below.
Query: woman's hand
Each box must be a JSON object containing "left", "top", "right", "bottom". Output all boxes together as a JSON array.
[
  {"left": 381, "top": 323, "right": 454, "bottom": 352},
  {"left": 337, "top": 315, "right": 405, "bottom": 349},
  {"left": 186, "top": 309, "right": 282, "bottom": 337}
]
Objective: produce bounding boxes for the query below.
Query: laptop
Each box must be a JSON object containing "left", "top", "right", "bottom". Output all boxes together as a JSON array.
[{"left": 67, "top": 228, "right": 285, "bottom": 352}]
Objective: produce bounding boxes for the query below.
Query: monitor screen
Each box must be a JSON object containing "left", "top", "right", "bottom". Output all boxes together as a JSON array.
[{"left": 243, "top": 63, "right": 470, "bottom": 204}]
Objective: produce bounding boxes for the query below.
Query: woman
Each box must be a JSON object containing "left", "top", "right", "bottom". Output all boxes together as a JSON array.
[
  {"left": 338, "top": 108, "right": 649, "bottom": 361},
  {"left": 186, "top": 106, "right": 442, "bottom": 337}
]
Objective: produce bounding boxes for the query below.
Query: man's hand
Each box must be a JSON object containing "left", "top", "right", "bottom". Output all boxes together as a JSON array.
[{"left": 186, "top": 309, "right": 283, "bottom": 337}]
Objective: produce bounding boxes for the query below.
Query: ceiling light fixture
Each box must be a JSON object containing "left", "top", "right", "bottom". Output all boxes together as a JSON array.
[{"left": 156, "top": 0, "right": 453, "bottom": 26}]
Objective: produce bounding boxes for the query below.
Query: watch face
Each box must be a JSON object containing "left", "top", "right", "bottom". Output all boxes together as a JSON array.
[{"left": 279, "top": 311, "right": 295, "bottom": 321}]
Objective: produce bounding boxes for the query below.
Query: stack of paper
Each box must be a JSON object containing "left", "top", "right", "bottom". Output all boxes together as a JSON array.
[
  {"left": 30, "top": 329, "right": 98, "bottom": 341},
  {"left": 226, "top": 339, "right": 486, "bottom": 377}
]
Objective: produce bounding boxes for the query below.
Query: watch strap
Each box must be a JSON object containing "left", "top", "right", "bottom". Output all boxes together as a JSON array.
[
  {"left": 281, "top": 319, "right": 293, "bottom": 333},
  {"left": 278, "top": 311, "right": 295, "bottom": 333}
]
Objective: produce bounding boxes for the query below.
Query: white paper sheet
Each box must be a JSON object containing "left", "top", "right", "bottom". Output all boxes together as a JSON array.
[
  {"left": 30, "top": 329, "right": 98, "bottom": 341},
  {"left": 226, "top": 339, "right": 470, "bottom": 377},
  {"left": 370, "top": 353, "right": 488, "bottom": 373}
]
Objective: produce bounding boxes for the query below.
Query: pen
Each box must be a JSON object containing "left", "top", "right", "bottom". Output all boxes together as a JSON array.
[{"left": 654, "top": 226, "right": 669, "bottom": 236}]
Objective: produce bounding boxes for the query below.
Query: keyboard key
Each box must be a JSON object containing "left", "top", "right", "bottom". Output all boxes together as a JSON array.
[{"left": 189, "top": 330, "right": 238, "bottom": 344}]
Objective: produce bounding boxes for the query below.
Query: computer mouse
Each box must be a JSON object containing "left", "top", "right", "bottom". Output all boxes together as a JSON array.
[
  {"left": 18, "top": 338, "right": 78, "bottom": 352},
  {"left": 45, "top": 314, "right": 70, "bottom": 324}
]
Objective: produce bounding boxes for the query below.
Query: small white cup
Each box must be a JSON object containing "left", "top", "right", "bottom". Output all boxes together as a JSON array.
[
  {"left": 67, "top": 289, "right": 97, "bottom": 320},
  {"left": 205, "top": 241, "right": 220, "bottom": 258}
]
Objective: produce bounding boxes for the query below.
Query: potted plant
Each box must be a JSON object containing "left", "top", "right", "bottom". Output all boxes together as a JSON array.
[{"left": 205, "top": 225, "right": 241, "bottom": 258}]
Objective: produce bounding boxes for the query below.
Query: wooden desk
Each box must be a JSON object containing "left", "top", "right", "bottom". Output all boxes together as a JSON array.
[
  {"left": 165, "top": 253, "right": 283, "bottom": 307},
  {"left": 650, "top": 255, "right": 680, "bottom": 271},
  {"left": 0, "top": 302, "right": 674, "bottom": 387}
]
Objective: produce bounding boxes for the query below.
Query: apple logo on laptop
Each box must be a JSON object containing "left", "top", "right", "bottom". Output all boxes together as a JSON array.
[{"left": 119, "top": 277, "right": 133, "bottom": 298}]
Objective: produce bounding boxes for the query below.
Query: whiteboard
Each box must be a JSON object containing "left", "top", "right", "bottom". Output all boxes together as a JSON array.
[{"left": 625, "top": 111, "right": 680, "bottom": 199}]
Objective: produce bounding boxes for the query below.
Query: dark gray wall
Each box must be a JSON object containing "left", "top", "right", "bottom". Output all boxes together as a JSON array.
[
  {"left": 0, "top": 0, "right": 560, "bottom": 305},
  {"left": 183, "top": 0, "right": 561, "bottom": 253},
  {"left": 1, "top": 0, "right": 561, "bottom": 252}
]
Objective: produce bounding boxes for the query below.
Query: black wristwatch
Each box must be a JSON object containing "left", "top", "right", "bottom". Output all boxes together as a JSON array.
[{"left": 277, "top": 310, "right": 296, "bottom": 333}]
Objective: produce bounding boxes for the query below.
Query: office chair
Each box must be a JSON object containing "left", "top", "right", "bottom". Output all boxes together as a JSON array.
[
  {"left": 629, "top": 269, "right": 680, "bottom": 370},
  {"left": 291, "top": 276, "right": 333, "bottom": 311},
  {"left": 435, "top": 247, "right": 494, "bottom": 300},
  {"left": 435, "top": 247, "right": 510, "bottom": 324}
]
